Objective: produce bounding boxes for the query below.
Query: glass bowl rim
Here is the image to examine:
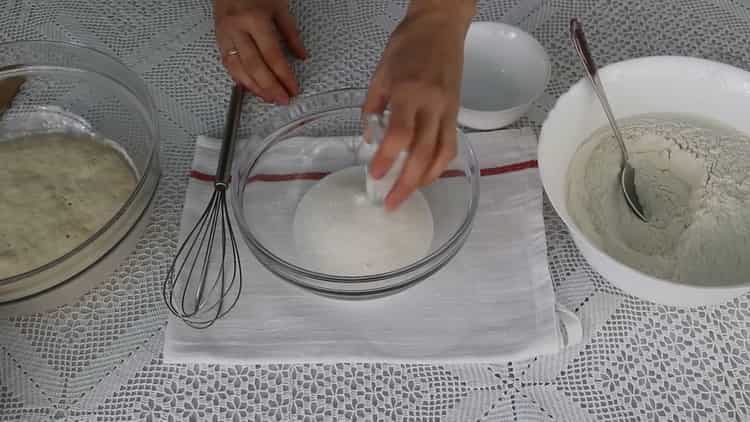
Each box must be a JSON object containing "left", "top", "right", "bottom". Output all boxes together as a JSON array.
[
  {"left": 0, "top": 40, "right": 160, "bottom": 284},
  {"left": 231, "top": 88, "right": 480, "bottom": 283}
]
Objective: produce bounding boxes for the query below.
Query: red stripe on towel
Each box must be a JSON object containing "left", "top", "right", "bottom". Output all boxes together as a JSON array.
[{"left": 189, "top": 160, "right": 538, "bottom": 183}]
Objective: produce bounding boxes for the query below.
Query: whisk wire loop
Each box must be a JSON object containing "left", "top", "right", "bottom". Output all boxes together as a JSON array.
[{"left": 163, "top": 85, "right": 245, "bottom": 329}]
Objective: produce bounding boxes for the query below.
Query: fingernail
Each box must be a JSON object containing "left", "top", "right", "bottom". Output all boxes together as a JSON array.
[
  {"left": 384, "top": 197, "right": 398, "bottom": 212},
  {"left": 370, "top": 165, "right": 386, "bottom": 180},
  {"left": 276, "top": 94, "right": 289, "bottom": 105}
]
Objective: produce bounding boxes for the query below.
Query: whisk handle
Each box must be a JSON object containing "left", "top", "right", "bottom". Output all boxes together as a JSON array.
[{"left": 215, "top": 85, "right": 245, "bottom": 188}]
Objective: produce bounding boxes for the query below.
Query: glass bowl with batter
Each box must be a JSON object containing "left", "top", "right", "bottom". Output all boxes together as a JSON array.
[
  {"left": 232, "top": 89, "right": 479, "bottom": 297},
  {"left": 0, "top": 41, "right": 160, "bottom": 303}
]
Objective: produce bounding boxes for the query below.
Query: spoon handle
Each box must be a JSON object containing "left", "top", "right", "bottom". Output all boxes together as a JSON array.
[{"left": 570, "top": 18, "right": 629, "bottom": 162}]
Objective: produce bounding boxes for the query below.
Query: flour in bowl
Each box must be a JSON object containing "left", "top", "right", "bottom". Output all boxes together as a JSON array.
[
  {"left": 567, "top": 113, "right": 750, "bottom": 285},
  {"left": 293, "top": 166, "right": 434, "bottom": 276},
  {"left": 0, "top": 132, "right": 137, "bottom": 278}
]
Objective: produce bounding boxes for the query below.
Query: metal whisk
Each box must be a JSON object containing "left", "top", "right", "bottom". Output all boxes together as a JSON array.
[{"left": 163, "top": 85, "right": 245, "bottom": 329}]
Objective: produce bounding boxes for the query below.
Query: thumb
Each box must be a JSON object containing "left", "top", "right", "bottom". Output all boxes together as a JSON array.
[{"left": 363, "top": 68, "right": 389, "bottom": 114}]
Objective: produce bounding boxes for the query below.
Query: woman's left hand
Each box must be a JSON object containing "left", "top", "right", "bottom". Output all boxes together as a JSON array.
[{"left": 363, "top": 1, "right": 475, "bottom": 210}]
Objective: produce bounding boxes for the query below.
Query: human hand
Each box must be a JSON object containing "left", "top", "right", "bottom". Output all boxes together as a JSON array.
[
  {"left": 214, "top": 0, "right": 307, "bottom": 104},
  {"left": 363, "top": 0, "right": 475, "bottom": 210},
  {"left": 363, "top": 1, "right": 475, "bottom": 210}
]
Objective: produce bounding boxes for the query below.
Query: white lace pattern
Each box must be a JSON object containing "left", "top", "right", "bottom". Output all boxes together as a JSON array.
[{"left": 1, "top": 0, "right": 749, "bottom": 420}]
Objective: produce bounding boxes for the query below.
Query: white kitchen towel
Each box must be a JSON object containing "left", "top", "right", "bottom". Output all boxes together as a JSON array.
[{"left": 163, "top": 128, "right": 581, "bottom": 364}]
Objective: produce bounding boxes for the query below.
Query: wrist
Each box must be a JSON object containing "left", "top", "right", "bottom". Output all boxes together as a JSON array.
[{"left": 406, "top": 0, "right": 476, "bottom": 25}]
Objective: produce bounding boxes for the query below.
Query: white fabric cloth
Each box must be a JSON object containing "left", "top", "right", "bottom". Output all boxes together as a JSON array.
[{"left": 163, "top": 128, "right": 581, "bottom": 364}]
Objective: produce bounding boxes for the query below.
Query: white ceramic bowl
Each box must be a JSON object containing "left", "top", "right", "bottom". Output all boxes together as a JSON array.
[
  {"left": 539, "top": 56, "right": 750, "bottom": 307},
  {"left": 458, "top": 22, "right": 550, "bottom": 130}
]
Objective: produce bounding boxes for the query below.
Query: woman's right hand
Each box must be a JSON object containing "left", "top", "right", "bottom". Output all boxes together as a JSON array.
[{"left": 214, "top": 0, "right": 307, "bottom": 104}]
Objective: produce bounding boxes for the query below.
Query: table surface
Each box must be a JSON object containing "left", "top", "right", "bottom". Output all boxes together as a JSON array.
[{"left": 2, "top": 0, "right": 750, "bottom": 421}]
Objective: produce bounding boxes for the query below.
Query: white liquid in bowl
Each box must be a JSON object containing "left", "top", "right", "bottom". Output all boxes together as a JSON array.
[{"left": 293, "top": 166, "right": 434, "bottom": 276}]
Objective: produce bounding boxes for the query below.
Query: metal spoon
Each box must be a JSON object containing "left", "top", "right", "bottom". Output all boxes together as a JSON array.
[{"left": 570, "top": 18, "right": 647, "bottom": 222}]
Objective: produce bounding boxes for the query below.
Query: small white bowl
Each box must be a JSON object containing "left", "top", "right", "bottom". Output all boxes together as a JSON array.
[
  {"left": 539, "top": 56, "right": 750, "bottom": 307},
  {"left": 458, "top": 22, "right": 550, "bottom": 130}
]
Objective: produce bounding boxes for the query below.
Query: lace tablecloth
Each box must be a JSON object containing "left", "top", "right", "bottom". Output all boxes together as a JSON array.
[{"left": 1, "top": 0, "right": 749, "bottom": 420}]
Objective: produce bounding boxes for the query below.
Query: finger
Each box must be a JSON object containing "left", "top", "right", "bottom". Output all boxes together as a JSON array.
[
  {"left": 423, "top": 119, "right": 458, "bottom": 185},
  {"left": 216, "top": 28, "right": 234, "bottom": 59},
  {"left": 225, "top": 55, "right": 263, "bottom": 97},
  {"left": 231, "top": 32, "right": 290, "bottom": 104},
  {"left": 275, "top": 9, "right": 308, "bottom": 60},
  {"left": 221, "top": 46, "right": 268, "bottom": 100},
  {"left": 219, "top": 28, "right": 275, "bottom": 102},
  {"left": 362, "top": 68, "right": 389, "bottom": 114},
  {"left": 239, "top": 73, "right": 262, "bottom": 99},
  {"left": 369, "top": 96, "right": 417, "bottom": 179},
  {"left": 385, "top": 109, "right": 440, "bottom": 210},
  {"left": 243, "top": 16, "right": 300, "bottom": 96},
  {"left": 217, "top": 33, "right": 264, "bottom": 97}
]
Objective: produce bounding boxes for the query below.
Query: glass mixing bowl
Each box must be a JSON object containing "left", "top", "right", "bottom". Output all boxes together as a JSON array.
[
  {"left": 0, "top": 41, "right": 160, "bottom": 302},
  {"left": 231, "top": 89, "right": 479, "bottom": 296}
]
